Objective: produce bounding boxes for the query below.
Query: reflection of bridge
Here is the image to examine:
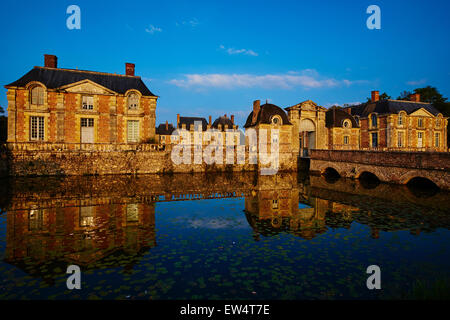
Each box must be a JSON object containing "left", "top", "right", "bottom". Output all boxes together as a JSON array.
[{"left": 309, "top": 149, "right": 450, "bottom": 190}]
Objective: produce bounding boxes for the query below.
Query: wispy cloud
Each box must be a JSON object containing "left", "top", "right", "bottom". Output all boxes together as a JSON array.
[
  {"left": 219, "top": 45, "right": 258, "bottom": 56},
  {"left": 169, "top": 69, "right": 366, "bottom": 90},
  {"left": 145, "top": 24, "right": 162, "bottom": 34},
  {"left": 406, "top": 79, "right": 427, "bottom": 86},
  {"left": 176, "top": 18, "right": 200, "bottom": 27}
]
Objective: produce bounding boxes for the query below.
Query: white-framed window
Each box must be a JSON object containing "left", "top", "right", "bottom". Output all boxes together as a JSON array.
[
  {"left": 343, "top": 136, "right": 349, "bottom": 145},
  {"left": 30, "top": 86, "right": 44, "bottom": 105},
  {"left": 81, "top": 118, "right": 94, "bottom": 127},
  {"left": 418, "top": 131, "right": 423, "bottom": 148},
  {"left": 127, "top": 93, "right": 139, "bottom": 110},
  {"left": 30, "top": 116, "right": 45, "bottom": 141},
  {"left": 398, "top": 132, "right": 404, "bottom": 147},
  {"left": 82, "top": 96, "right": 94, "bottom": 110},
  {"left": 435, "top": 132, "right": 440, "bottom": 147},
  {"left": 127, "top": 120, "right": 140, "bottom": 143},
  {"left": 398, "top": 113, "right": 404, "bottom": 126},
  {"left": 418, "top": 118, "right": 423, "bottom": 128}
]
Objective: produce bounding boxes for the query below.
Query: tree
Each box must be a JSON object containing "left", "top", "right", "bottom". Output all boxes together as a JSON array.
[
  {"left": 397, "top": 90, "right": 412, "bottom": 100},
  {"left": 366, "top": 92, "right": 390, "bottom": 102},
  {"left": 413, "top": 86, "right": 447, "bottom": 105}
]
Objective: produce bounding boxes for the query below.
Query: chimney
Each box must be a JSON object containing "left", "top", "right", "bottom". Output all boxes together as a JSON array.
[
  {"left": 410, "top": 93, "right": 420, "bottom": 102},
  {"left": 344, "top": 107, "right": 352, "bottom": 115},
  {"left": 252, "top": 100, "right": 261, "bottom": 124},
  {"left": 177, "top": 114, "right": 180, "bottom": 128},
  {"left": 208, "top": 115, "right": 212, "bottom": 125},
  {"left": 231, "top": 115, "right": 234, "bottom": 124},
  {"left": 371, "top": 91, "right": 379, "bottom": 102},
  {"left": 165, "top": 120, "right": 168, "bottom": 131},
  {"left": 44, "top": 54, "right": 57, "bottom": 68},
  {"left": 125, "top": 63, "right": 135, "bottom": 76},
  {"left": 224, "top": 114, "right": 227, "bottom": 118}
]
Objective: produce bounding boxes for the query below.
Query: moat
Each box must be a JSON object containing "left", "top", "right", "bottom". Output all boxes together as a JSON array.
[{"left": 0, "top": 172, "right": 449, "bottom": 300}]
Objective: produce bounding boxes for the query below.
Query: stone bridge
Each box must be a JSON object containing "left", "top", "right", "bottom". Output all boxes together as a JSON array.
[{"left": 309, "top": 150, "right": 450, "bottom": 190}]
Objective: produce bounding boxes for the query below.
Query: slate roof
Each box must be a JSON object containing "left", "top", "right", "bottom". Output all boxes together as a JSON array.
[
  {"left": 156, "top": 123, "right": 176, "bottom": 135},
  {"left": 325, "top": 107, "right": 359, "bottom": 128},
  {"left": 244, "top": 103, "right": 291, "bottom": 128},
  {"left": 5, "top": 67, "right": 156, "bottom": 96},
  {"left": 212, "top": 116, "right": 234, "bottom": 130},
  {"left": 350, "top": 99, "right": 440, "bottom": 117},
  {"left": 178, "top": 116, "right": 208, "bottom": 131}
]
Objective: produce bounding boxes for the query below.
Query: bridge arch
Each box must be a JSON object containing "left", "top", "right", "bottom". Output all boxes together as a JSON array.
[{"left": 400, "top": 172, "right": 440, "bottom": 190}]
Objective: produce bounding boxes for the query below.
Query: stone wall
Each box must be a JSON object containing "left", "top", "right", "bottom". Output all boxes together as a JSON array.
[{"left": 0, "top": 143, "right": 298, "bottom": 177}]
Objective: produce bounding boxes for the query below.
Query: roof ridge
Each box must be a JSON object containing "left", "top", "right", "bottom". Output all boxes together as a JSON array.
[
  {"left": 34, "top": 66, "right": 141, "bottom": 78},
  {"left": 387, "top": 99, "right": 430, "bottom": 104}
]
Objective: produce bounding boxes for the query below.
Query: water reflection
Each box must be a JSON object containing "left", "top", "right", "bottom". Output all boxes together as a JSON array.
[{"left": 0, "top": 172, "right": 449, "bottom": 299}]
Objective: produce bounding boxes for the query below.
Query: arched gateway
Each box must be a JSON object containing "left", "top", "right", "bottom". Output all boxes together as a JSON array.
[{"left": 285, "top": 100, "right": 328, "bottom": 157}]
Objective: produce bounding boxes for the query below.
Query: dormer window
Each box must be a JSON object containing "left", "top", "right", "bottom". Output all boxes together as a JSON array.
[
  {"left": 343, "top": 119, "right": 351, "bottom": 128},
  {"left": 271, "top": 115, "right": 282, "bottom": 125},
  {"left": 398, "top": 113, "right": 404, "bottom": 126},
  {"left": 82, "top": 96, "right": 94, "bottom": 110},
  {"left": 127, "top": 92, "right": 139, "bottom": 110},
  {"left": 371, "top": 114, "right": 377, "bottom": 128},
  {"left": 30, "top": 86, "right": 44, "bottom": 105},
  {"left": 436, "top": 118, "right": 441, "bottom": 128}
]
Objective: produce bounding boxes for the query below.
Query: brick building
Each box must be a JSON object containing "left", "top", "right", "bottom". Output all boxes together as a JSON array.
[
  {"left": 325, "top": 106, "right": 360, "bottom": 150},
  {"left": 4, "top": 54, "right": 157, "bottom": 148},
  {"left": 346, "top": 91, "right": 448, "bottom": 151}
]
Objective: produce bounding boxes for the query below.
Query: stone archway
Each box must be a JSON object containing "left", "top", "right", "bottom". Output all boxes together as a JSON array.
[{"left": 299, "top": 118, "right": 316, "bottom": 157}]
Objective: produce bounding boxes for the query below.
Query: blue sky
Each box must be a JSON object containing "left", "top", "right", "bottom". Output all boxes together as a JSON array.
[{"left": 1, "top": 0, "right": 449, "bottom": 126}]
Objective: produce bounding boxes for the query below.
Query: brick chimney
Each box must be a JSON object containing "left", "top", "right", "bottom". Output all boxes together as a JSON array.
[
  {"left": 44, "top": 54, "right": 57, "bottom": 68},
  {"left": 371, "top": 91, "right": 379, "bottom": 102},
  {"left": 208, "top": 115, "right": 212, "bottom": 125},
  {"left": 231, "top": 115, "right": 234, "bottom": 124},
  {"left": 165, "top": 120, "right": 168, "bottom": 131},
  {"left": 410, "top": 93, "right": 420, "bottom": 102},
  {"left": 125, "top": 63, "right": 135, "bottom": 76},
  {"left": 344, "top": 107, "right": 352, "bottom": 115},
  {"left": 177, "top": 114, "right": 180, "bottom": 128},
  {"left": 252, "top": 100, "right": 261, "bottom": 124}
]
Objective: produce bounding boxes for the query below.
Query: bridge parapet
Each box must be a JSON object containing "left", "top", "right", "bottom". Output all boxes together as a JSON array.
[
  {"left": 310, "top": 149, "right": 450, "bottom": 171},
  {"left": 309, "top": 149, "right": 450, "bottom": 190}
]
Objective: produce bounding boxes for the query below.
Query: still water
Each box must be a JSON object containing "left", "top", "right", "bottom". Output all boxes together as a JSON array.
[{"left": 0, "top": 172, "right": 449, "bottom": 300}]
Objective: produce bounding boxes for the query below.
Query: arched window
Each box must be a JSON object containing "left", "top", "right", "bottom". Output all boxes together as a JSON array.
[
  {"left": 343, "top": 119, "right": 351, "bottom": 128},
  {"left": 127, "top": 92, "right": 139, "bottom": 110},
  {"left": 30, "top": 86, "right": 44, "bottom": 105},
  {"left": 398, "top": 113, "right": 404, "bottom": 126},
  {"left": 371, "top": 114, "right": 377, "bottom": 128}
]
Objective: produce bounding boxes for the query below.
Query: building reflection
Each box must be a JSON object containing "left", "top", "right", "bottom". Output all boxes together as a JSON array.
[
  {"left": 5, "top": 196, "right": 156, "bottom": 283},
  {"left": 244, "top": 174, "right": 328, "bottom": 240},
  {"left": 2, "top": 172, "right": 449, "bottom": 283}
]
